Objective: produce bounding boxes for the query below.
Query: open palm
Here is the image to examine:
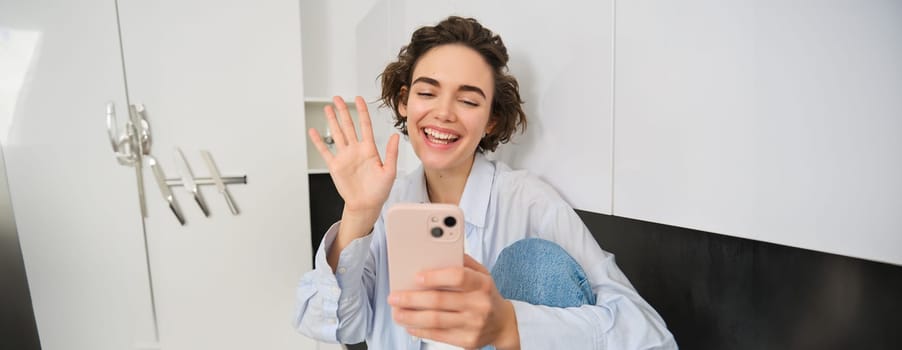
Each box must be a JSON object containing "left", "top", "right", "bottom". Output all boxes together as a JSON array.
[{"left": 308, "top": 96, "right": 400, "bottom": 213}]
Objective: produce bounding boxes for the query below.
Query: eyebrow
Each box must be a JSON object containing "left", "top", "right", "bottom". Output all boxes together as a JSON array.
[{"left": 412, "top": 76, "right": 487, "bottom": 99}]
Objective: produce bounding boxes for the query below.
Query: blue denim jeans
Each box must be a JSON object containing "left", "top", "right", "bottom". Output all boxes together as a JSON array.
[{"left": 491, "top": 238, "right": 597, "bottom": 308}]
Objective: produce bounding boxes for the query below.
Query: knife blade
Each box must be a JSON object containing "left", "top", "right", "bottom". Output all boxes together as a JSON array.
[
  {"left": 175, "top": 148, "right": 210, "bottom": 217},
  {"left": 200, "top": 150, "right": 239, "bottom": 215},
  {"left": 148, "top": 155, "right": 186, "bottom": 225}
]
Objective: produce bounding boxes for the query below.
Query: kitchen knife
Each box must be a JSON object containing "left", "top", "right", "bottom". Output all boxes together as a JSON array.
[
  {"left": 175, "top": 148, "right": 210, "bottom": 217},
  {"left": 200, "top": 150, "right": 239, "bottom": 215},
  {"left": 147, "top": 155, "right": 186, "bottom": 225}
]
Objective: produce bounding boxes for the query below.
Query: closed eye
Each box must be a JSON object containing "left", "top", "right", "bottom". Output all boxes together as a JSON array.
[
  {"left": 461, "top": 100, "right": 479, "bottom": 107},
  {"left": 417, "top": 92, "right": 435, "bottom": 97}
]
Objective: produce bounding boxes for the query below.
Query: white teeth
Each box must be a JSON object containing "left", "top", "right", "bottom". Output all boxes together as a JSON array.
[{"left": 424, "top": 127, "right": 459, "bottom": 141}]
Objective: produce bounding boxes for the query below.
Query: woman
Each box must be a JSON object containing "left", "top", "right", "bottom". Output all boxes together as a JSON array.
[{"left": 295, "top": 16, "right": 676, "bottom": 349}]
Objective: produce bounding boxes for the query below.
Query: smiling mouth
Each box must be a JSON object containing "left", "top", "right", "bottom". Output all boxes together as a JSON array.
[{"left": 423, "top": 127, "right": 461, "bottom": 145}]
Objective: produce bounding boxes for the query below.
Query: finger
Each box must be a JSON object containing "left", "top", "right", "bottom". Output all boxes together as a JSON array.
[
  {"left": 355, "top": 96, "right": 376, "bottom": 144},
  {"left": 324, "top": 104, "right": 347, "bottom": 149},
  {"left": 463, "top": 254, "right": 490, "bottom": 275},
  {"left": 419, "top": 267, "right": 483, "bottom": 291},
  {"left": 393, "top": 308, "right": 464, "bottom": 329},
  {"left": 307, "top": 128, "right": 334, "bottom": 164},
  {"left": 383, "top": 133, "right": 400, "bottom": 173},
  {"left": 333, "top": 96, "right": 359, "bottom": 144},
  {"left": 388, "top": 290, "right": 465, "bottom": 311}
]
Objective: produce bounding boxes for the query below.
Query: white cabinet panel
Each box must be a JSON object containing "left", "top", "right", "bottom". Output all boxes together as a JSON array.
[
  {"left": 116, "top": 1, "right": 314, "bottom": 349},
  {"left": 614, "top": 0, "right": 902, "bottom": 265},
  {"left": 299, "top": 0, "right": 386, "bottom": 99},
  {"left": 396, "top": 0, "right": 615, "bottom": 213},
  {"left": 0, "top": 1, "right": 156, "bottom": 349}
]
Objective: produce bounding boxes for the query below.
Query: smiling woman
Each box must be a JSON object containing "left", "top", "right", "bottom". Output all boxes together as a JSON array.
[{"left": 294, "top": 16, "right": 676, "bottom": 350}]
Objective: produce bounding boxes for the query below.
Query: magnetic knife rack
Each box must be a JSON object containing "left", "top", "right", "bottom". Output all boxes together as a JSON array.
[
  {"left": 107, "top": 102, "right": 247, "bottom": 225},
  {"left": 151, "top": 160, "right": 247, "bottom": 225},
  {"left": 164, "top": 176, "right": 246, "bottom": 187}
]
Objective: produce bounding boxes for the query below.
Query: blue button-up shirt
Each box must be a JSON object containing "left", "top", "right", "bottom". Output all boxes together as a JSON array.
[{"left": 294, "top": 153, "right": 677, "bottom": 349}]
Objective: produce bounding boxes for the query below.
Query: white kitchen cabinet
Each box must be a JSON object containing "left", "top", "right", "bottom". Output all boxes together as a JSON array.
[
  {"left": 613, "top": 0, "right": 902, "bottom": 266},
  {"left": 116, "top": 1, "right": 313, "bottom": 349},
  {"left": 1, "top": 1, "right": 157, "bottom": 349},
  {"left": 2, "top": 0, "right": 315, "bottom": 349}
]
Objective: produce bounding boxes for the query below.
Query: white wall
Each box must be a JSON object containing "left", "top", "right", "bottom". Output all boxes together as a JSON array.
[{"left": 614, "top": 0, "right": 902, "bottom": 266}]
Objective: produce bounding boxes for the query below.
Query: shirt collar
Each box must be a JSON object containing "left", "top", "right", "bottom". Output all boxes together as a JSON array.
[
  {"left": 458, "top": 153, "right": 495, "bottom": 228},
  {"left": 405, "top": 153, "right": 495, "bottom": 228}
]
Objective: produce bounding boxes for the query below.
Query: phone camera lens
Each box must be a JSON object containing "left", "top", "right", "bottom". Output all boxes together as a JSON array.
[
  {"left": 443, "top": 216, "right": 457, "bottom": 227},
  {"left": 431, "top": 227, "right": 444, "bottom": 238}
]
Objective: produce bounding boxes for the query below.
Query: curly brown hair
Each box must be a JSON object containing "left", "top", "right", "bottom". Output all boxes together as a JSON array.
[{"left": 379, "top": 16, "right": 526, "bottom": 153}]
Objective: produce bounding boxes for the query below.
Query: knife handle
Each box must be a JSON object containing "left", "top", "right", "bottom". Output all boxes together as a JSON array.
[{"left": 223, "top": 191, "right": 240, "bottom": 215}]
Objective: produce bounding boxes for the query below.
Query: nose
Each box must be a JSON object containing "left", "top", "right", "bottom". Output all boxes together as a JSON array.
[{"left": 432, "top": 95, "right": 457, "bottom": 122}]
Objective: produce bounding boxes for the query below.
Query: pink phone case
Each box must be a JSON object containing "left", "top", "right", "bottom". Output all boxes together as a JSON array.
[{"left": 385, "top": 203, "right": 464, "bottom": 292}]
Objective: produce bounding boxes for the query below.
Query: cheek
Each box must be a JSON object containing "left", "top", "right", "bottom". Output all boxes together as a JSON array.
[
  {"left": 468, "top": 113, "right": 493, "bottom": 134},
  {"left": 405, "top": 103, "right": 429, "bottom": 124},
  {"left": 405, "top": 110, "right": 423, "bottom": 127}
]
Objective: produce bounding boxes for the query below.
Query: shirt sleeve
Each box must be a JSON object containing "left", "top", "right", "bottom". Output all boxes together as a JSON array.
[
  {"left": 514, "top": 197, "right": 678, "bottom": 350},
  {"left": 293, "top": 220, "right": 379, "bottom": 344}
]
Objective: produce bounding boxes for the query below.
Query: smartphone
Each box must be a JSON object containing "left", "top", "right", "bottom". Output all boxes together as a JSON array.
[{"left": 385, "top": 203, "right": 464, "bottom": 292}]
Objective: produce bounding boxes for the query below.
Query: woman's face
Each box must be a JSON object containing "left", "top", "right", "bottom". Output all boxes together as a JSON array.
[{"left": 400, "top": 44, "right": 494, "bottom": 174}]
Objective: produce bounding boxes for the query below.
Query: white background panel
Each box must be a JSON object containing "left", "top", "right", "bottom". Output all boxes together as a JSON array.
[{"left": 614, "top": 0, "right": 902, "bottom": 265}]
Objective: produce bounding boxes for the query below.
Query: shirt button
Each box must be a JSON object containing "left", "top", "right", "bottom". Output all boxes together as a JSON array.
[{"left": 337, "top": 267, "right": 347, "bottom": 274}]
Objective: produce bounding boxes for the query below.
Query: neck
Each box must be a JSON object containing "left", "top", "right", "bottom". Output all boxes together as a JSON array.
[{"left": 424, "top": 154, "right": 477, "bottom": 205}]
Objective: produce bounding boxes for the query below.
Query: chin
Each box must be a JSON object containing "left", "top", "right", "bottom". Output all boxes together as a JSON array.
[
  {"left": 416, "top": 153, "right": 452, "bottom": 171},
  {"left": 416, "top": 150, "right": 475, "bottom": 173}
]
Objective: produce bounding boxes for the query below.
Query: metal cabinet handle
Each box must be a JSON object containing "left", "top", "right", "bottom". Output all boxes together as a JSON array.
[
  {"left": 106, "top": 102, "right": 152, "bottom": 217},
  {"left": 106, "top": 102, "right": 151, "bottom": 165}
]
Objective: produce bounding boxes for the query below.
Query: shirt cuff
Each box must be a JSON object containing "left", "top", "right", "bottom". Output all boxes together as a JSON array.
[{"left": 314, "top": 221, "right": 375, "bottom": 289}]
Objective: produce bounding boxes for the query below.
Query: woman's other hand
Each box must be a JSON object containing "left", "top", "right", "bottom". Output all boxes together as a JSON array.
[
  {"left": 387, "top": 255, "right": 521, "bottom": 350},
  {"left": 309, "top": 96, "right": 400, "bottom": 269}
]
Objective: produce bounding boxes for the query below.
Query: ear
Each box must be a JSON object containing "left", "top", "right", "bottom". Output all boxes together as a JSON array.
[
  {"left": 398, "top": 86, "right": 409, "bottom": 117},
  {"left": 485, "top": 117, "right": 497, "bottom": 135}
]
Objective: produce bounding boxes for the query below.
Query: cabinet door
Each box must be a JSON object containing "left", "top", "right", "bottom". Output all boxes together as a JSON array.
[
  {"left": 0, "top": 1, "right": 157, "bottom": 350},
  {"left": 613, "top": 0, "right": 902, "bottom": 265},
  {"left": 115, "top": 1, "right": 315, "bottom": 349}
]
